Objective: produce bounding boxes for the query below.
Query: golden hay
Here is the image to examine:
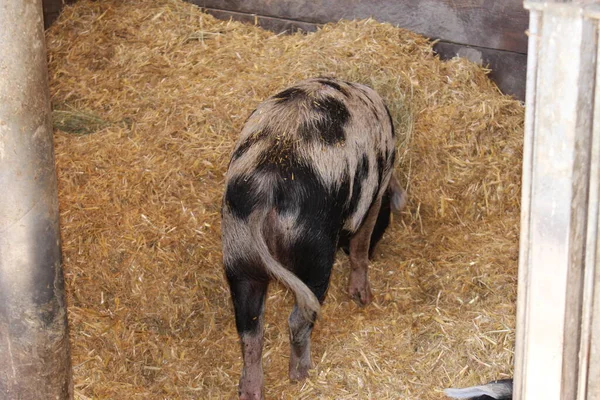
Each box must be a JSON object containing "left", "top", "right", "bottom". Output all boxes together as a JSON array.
[{"left": 46, "top": 0, "right": 524, "bottom": 398}]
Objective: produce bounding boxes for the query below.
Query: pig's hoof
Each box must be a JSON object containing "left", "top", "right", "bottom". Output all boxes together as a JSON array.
[
  {"left": 289, "top": 364, "right": 310, "bottom": 382},
  {"left": 290, "top": 342, "right": 312, "bottom": 382},
  {"left": 239, "top": 380, "right": 264, "bottom": 400},
  {"left": 348, "top": 272, "right": 373, "bottom": 306},
  {"left": 239, "top": 389, "right": 263, "bottom": 400},
  {"left": 289, "top": 353, "right": 312, "bottom": 382}
]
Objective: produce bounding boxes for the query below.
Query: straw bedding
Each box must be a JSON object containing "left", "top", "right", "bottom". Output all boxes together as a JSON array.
[{"left": 46, "top": 1, "right": 524, "bottom": 398}]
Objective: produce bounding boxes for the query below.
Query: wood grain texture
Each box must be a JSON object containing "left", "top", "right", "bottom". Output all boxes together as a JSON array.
[
  {"left": 42, "top": 0, "right": 75, "bottom": 28},
  {"left": 513, "top": 9, "right": 541, "bottom": 399},
  {"left": 193, "top": 0, "right": 529, "bottom": 53},
  {"left": 582, "top": 50, "right": 600, "bottom": 399},
  {"left": 515, "top": 6, "right": 598, "bottom": 399}
]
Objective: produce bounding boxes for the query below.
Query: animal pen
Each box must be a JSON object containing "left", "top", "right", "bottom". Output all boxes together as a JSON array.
[{"left": 0, "top": 0, "right": 598, "bottom": 399}]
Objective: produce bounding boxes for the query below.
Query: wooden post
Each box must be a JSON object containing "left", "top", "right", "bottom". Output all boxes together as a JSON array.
[
  {"left": 0, "top": 0, "right": 73, "bottom": 398},
  {"left": 515, "top": 1, "right": 600, "bottom": 399}
]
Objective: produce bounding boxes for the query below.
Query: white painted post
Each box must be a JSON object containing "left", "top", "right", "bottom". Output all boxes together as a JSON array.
[{"left": 515, "top": 1, "right": 600, "bottom": 399}]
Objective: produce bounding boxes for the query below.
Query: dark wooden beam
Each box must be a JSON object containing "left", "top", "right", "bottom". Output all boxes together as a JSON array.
[{"left": 42, "top": 0, "right": 75, "bottom": 29}]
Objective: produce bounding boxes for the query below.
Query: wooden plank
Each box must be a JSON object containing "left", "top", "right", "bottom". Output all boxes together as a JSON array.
[
  {"left": 582, "top": 21, "right": 600, "bottom": 398},
  {"left": 434, "top": 42, "right": 527, "bottom": 100},
  {"left": 42, "top": 0, "right": 64, "bottom": 15},
  {"left": 513, "top": 7, "right": 542, "bottom": 399},
  {"left": 42, "top": 0, "right": 75, "bottom": 28},
  {"left": 193, "top": 0, "right": 529, "bottom": 53},
  {"left": 515, "top": 2, "right": 599, "bottom": 399},
  {"left": 43, "top": 11, "right": 60, "bottom": 29}
]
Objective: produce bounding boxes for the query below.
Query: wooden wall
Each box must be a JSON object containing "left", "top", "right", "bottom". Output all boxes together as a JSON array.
[
  {"left": 42, "top": 0, "right": 75, "bottom": 29},
  {"left": 190, "top": 0, "right": 529, "bottom": 100}
]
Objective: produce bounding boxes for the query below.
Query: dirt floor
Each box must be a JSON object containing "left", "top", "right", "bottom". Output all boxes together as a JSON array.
[{"left": 46, "top": 0, "right": 524, "bottom": 398}]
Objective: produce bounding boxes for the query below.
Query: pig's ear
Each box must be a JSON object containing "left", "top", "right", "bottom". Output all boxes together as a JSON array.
[
  {"left": 388, "top": 175, "right": 407, "bottom": 213},
  {"left": 443, "top": 379, "right": 513, "bottom": 399}
]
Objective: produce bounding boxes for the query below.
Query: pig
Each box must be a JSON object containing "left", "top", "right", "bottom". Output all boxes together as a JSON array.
[
  {"left": 445, "top": 379, "right": 513, "bottom": 400},
  {"left": 339, "top": 174, "right": 406, "bottom": 259},
  {"left": 221, "top": 77, "right": 404, "bottom": 399}
]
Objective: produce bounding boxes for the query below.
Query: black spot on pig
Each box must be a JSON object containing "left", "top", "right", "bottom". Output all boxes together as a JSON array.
[
  {"left": 298, "top": 96, "right": 350, "bottom": 145},
  {"left": 346, "top": 154, "right": 370, "bottom": 218},
  {"left": 255, "top": 136, "right": 298, "bottom": 176},
  {"left": 368, "top": 188, "right": 392, "bottom": 258},
  {"left": 385, "top": 105, "right": 395, "bottom": 138},
  {"left": 231, "top": 140, "right": 253, "bottom": 162},
  {"left": 225, "top": 270, "right": 269, "bottom": 333},
  {"left": 256, "top": 149, "right": 351, "bottom": 244},
  {"left": 273, "top": 87, "right": 306, "bottom": 103},
  {"left": 376, "top": 154, "right": 386, "bottom": 187},
  {"left": 224, "top": 175, "right": 260, "bottom": 221},
  {"left": 317, "top": 79, "right": 350, "bottom": 97},
  {"left": 338, "top": 186, "right": 393, "bottom": 259},
  {"left": 271, "top": 160, "right": 320, "bottom": 215},
  {"left": 231, "top": 126, "right": 273, "bottom": 161}
]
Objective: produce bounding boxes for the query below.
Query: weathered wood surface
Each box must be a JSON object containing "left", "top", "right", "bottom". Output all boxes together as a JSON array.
[
  {"left": 42, "top": 0, "right": 74, "bottom": 28},
  {"left": 195, "top": 0, "right": 529, "bottom": 53},
  {"left": 515, "top": 2, "right": 600, "bottom": 400}
]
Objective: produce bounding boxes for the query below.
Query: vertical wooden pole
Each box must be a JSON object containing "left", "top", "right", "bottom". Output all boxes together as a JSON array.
[
  {"left": 0, "top": 0, "right": 73, "bottom": 398},
  {"left": 580, "top": 24, "right": 600, "bottom": 397},
  {"left": 515, "top": 2, "right": 600, "bottom": 399},
  {"left": 513, "top": 6, "right": 541, "bottom": 399}
]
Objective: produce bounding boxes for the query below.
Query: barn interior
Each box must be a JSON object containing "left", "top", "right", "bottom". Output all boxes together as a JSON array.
[{"left": 46, "top": 0, "right": 524, "bottom": 398}]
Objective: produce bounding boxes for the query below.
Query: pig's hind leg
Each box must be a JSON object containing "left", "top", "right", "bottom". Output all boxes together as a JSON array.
[
  {"left": 286, "top": 232, "right": 336, "bottom": 382},
  {"left": 348, "top": 196, "right": 383, "bottom": 305},
  {"left": 226, "top": 266, "right": 269, "bottom": 400}
]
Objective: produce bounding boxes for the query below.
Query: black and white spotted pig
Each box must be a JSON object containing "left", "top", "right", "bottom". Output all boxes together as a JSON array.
[{"left": 221, "top": 77, "right": 405, "bottom": 399}]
